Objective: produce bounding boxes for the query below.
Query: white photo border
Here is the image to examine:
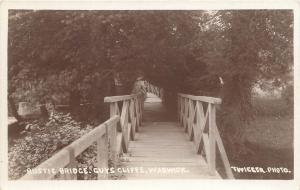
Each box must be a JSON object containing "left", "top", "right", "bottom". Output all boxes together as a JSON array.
[{"left": 0, "top": 1, "right": 299, "bottom": 190}]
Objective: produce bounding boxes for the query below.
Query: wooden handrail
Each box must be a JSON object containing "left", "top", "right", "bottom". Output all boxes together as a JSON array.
[
  {"left": 178, "top": 93, "right": 222, "bottom": 104},
  {"left": 21, "top": 115, "right": 119, "bottom": 180},
  {"left": 178, "top": 94, "right": 234, "bottom": 179},
  {"left": 104, "top": 94, "right": 138, "bottom": 103}
]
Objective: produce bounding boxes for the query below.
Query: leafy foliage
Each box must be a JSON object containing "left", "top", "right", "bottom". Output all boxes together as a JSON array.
[{"left": 8, "top": 10, "right": 293, "bottom": 158}]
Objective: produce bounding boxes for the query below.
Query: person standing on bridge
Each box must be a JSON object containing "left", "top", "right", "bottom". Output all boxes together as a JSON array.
[{"left": 132, "top": 76, "right": 147, "bottom": 99}]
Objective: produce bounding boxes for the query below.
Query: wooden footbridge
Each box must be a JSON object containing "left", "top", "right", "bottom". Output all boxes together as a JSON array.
[{"left": 21, "top": 81, "right": 234, "bottom": 180}]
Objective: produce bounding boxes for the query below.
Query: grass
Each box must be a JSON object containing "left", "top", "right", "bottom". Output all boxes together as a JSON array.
[
  {"left": 252, "top": 96, "right": 293, "bottom": 118},
  {"left": 230, "top": 96, "right": 293, "bottom": 179},
  {"left": 245, "top": 116, "right": 293, "bottom": 151}
]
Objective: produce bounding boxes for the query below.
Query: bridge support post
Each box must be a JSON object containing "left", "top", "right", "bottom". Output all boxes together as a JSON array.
[
  {"left": 108, "top": 121, "right": 117, "bottom": 175},
  {"left": 97, "top": 126, "right": 109, "bottom": 179}
]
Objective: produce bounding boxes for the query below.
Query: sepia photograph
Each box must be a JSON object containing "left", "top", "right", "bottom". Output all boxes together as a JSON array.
[{"left": 0, "top": 1, "right": 298, "bottom": 189}]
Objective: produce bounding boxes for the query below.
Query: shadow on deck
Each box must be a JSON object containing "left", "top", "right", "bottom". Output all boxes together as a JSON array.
[{"left": 143, "top": 93, "right": 176, "bottom": 122}]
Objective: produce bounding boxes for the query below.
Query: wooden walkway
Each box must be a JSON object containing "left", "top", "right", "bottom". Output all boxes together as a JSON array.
[{"left": 120, "top": 93, "right": 221, "bottom": 179}]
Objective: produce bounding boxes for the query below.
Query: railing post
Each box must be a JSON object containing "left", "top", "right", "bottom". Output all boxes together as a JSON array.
[
  {"left": 188, "top": 99, "right": 195, "bottom": 141},
  {"left": 208, "top": 103, "right": 216, "bottom": 175},
  {"left": 177, "top": 95, "right": 180, "bottom": 121},
  {"left": 180, "top": 96, "right": 184, "bottom": 125},
  {"left": 107, "top": 104, "right": 118, "bottom": 169},
  {"left": 135, "top": 97, "right": 140, "bottom": 131},
  {"left": 61, "top": 147, "right": 77, "bottom": 180},
  {"left": 97, "top": 126, "right": 109, "bottom": 179},
  {"left": 139, "top": 94, "right": 144, "bottom": 122},
  {"left": 120, "top": 100, "right": 129, "bottom": 153},
  {"left": 110, "top": 102, "right": 117, "bottom": 116},
  {"left": 129, "top": 99, "right": 136, "bottom": 140},
  {"left": 184, "top": 98, "right": 188, "bottom": 131}
]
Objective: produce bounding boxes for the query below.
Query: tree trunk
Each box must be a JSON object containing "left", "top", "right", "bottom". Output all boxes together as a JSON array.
[
  {"left": 107, "top": 73, "right": 115, "bottom": 96},
  {"left": 8, "top": 96, "right": 22, "bottom": 121},
  {"left": 69, "top": 90, "right": 81, "bottom": 113},
  {"left": 220, "top": 75, "right": 253, "bottom": 158},
  {"left": 40, "top": 105, "right": 49, "bottom": 118}
]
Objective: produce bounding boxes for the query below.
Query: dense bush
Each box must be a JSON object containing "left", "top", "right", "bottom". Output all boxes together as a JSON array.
[{"left": 8, "top": 112, "right": 93, "bottom": 180}]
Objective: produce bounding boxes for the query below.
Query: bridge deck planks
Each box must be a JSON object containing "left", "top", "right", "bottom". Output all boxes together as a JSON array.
[
  {"left": 121, "top": 122, "right": 220, "bottom": 179},
  {"left": 120, "top": 94, "right": 221, "bottom": 179}
]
